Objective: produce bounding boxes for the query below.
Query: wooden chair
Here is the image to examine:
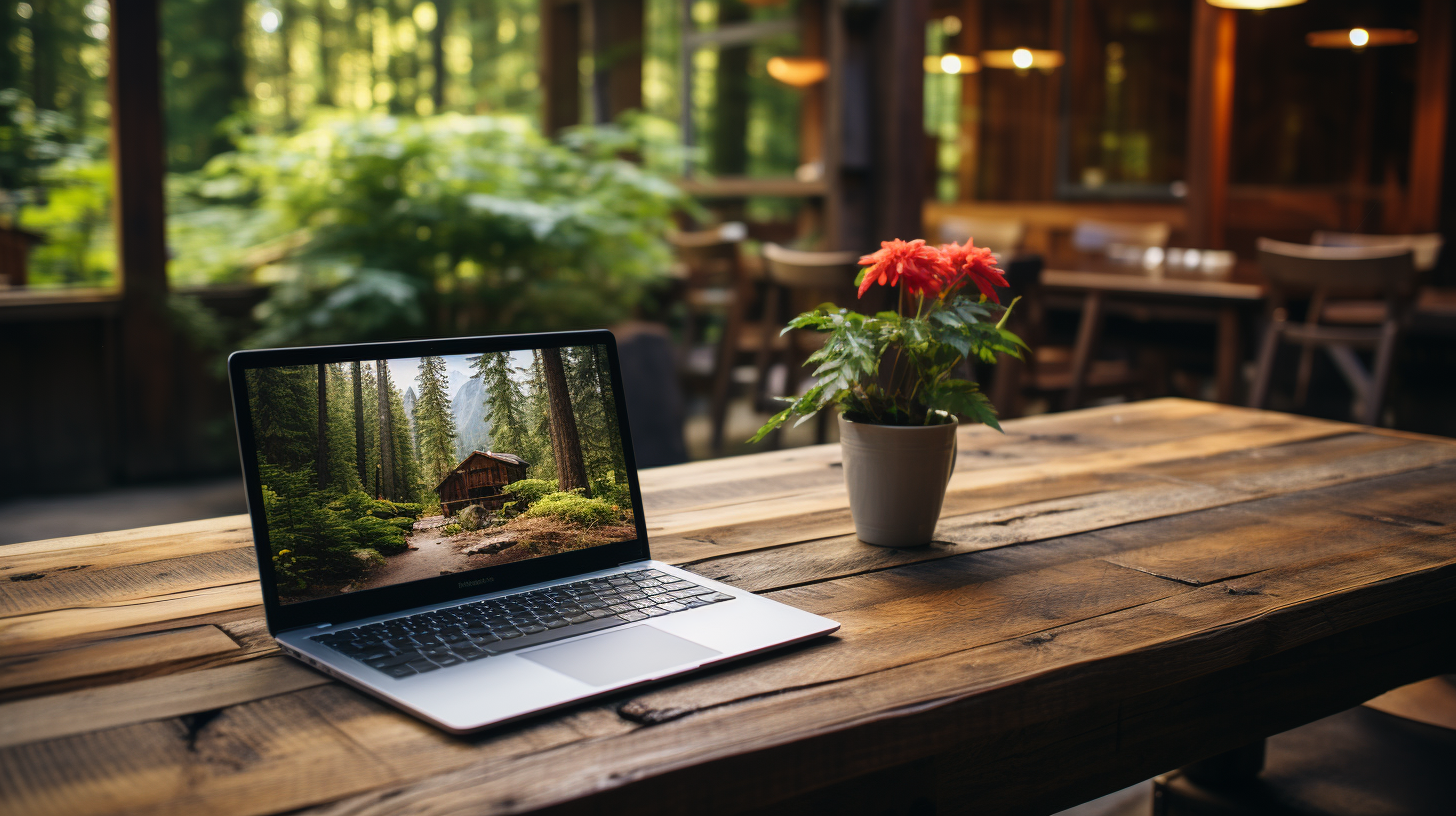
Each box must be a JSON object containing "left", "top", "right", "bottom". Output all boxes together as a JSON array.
[
  {"left": 1071, "top": 219, "right": 1171, "bottom": 254},
  {"left": 1249, "top": 238, "right": 1419, "bottom": 426},
  {"left": 988, "top": 256, "right": 1146, "bottom": 418},
  {"left": 935, "top": 216, "right": 1026, "bottom": 261},
  {"left": 665, "top": 222, "right": 752, "bottom": 454},
  {"left": 754, "top": 243, "right": 861, "bottom": 446},
  {"left": 1313, "top": 230, "right": 1443, "bottom": 272},
  {"left": 1291, "top": 232, "right": 1445, "bottom": 404}
]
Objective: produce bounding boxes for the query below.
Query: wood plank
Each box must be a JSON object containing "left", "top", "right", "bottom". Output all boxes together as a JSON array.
[
  {"left": 622, "top": 465, "right": 1456, "bottom": 722},
  {"left": 0, "top": 583, "right": 262, "bottom": 649},
  {"left": 1106, "top": 463, "right": 1456, "bottom": 585},
  {"left": 0, "top": 625, "right": 240, "bottom": 696},
  {"left": 0, "top": 515, "right": 253, "bottom": 576},
  {"left": 761, "top": 603, "right": 1454, "bottom": 816},
  {"left": 681, "top": 434, "right": 1456, "bottom": 593},
  {"left": 650, "top": 417, "right": 1351, "bottom": 560},
  {"left": 290, "top": 533, "right": 1456, "bottom": 816},
  {"left": 641, "top": 399, "right": 1275, "bottom": 517},
  {"left": 0, "top": 547, "right": 257, "bottom": 618},
  {"left": 0, "top": 681, "right": 636, "bottom": 816},
  {"left": 0, "top": 656, "right": 327, "bottom": 750},
  {"left": 15, "top": 476, "right": 1447, "bottom": 816},
  {"left": 637, "top": 397, "right": 1224, "bottom": 497},
  {"left": 618, "top": 557, "right": 1182, "bottom": 725},
  {"left": 0, "top": 688, "right": 396, "bottom": 816}
]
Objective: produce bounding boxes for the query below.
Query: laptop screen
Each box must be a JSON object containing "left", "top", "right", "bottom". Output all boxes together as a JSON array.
[{"left": 242, "top": 343, "right": 637, "bottom": 606}]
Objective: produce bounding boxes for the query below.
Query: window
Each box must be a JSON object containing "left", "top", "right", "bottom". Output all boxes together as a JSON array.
[{"left": 1, "top": 0, "right": 115, "bottom": 288}]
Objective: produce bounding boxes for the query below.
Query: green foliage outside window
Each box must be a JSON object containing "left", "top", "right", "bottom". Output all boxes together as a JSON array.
[{"left": 166, "top": 112, "right": 687, "bottom": 345}]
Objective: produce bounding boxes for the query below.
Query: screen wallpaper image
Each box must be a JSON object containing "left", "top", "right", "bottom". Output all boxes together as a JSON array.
[{"left": 246, "top": 345, "right": 635, "bottom": 605}]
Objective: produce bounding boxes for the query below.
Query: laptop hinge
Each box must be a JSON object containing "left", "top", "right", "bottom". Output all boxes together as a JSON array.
[{"left": 281, "top": 622, "right": 334, "bottom": 634}]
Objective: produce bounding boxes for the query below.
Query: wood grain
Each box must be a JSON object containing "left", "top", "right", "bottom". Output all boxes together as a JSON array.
[
  {"left": 1, "top": 400, "right": 1454, "bottom": 816},
  {"left": 0, "top": 582, "right": 262, "bottom": 649},
  {"left": 0, "top": 515, "right": 253, "bottom": 577},
  {"left": 0, "top": 625, "right": 240, "bottom": 696},
  {"left": 300, "top": 535, "right": 1456, "bottom": 816},
  {"left": 0, "top": 656, "right": 327, "bottom": 749}
]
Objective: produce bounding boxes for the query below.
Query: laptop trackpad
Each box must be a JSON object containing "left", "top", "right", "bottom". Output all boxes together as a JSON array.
[{"left": 520, "top": 625, "right": 721, "bottom": 687}]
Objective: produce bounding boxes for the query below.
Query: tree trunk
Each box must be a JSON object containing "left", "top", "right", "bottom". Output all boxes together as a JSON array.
[
  {"left": 541, "top": 347, "right": 589, "bottom": 496},
  {"left": 353, "top": 361, "right": 366, "bottom": 485},
  {"left": 376, "top": 360, "right": 395, "bottom": 500},
  {"left": 316, "top": 0, "right": 335, "bottom": 106},
  {"left": 710, "top": 0, "right": 750, "bottom": 176},
  {"left": 590, "top": 344, "right": 624, "bottom": 480},
  {"left": 30, "top": 0, "right": 57, "bottom": 110},
  {"left": 432, "top": 0, "right": 450, "bottom": 110},
  {"left": 316, "top": 363, "right": 328, "bottom": 489},
  {"left": 279, "top": 0, "right": 294, "bottom": 126}
]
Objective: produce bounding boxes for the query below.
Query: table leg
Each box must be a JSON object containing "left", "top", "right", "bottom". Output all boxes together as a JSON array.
[
  {"left": 1216, "top": 305, "right": 1241, "bottom": 404},
  {"left": 1065, "top": 290, "right": 1104, "bottom": 411}
]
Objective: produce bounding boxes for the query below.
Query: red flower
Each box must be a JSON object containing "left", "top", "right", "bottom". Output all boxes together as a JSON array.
[
  {"left": 856, "top": 239, "right": 954, "bottom": 298},
  {"left": 938, "top": 239, "right": 1008, "bottom": 303}
]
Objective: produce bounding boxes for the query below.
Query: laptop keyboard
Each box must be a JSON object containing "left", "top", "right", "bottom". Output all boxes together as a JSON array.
[{"left": 308, "top": 569, "right": 733, "bottom": 679}]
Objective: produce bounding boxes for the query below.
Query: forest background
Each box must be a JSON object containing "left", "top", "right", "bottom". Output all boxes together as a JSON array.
[
  {"left": 249, "top": 344, "right": 629, "bottom": 595},
  {"left": 1, "top": 0, "right": 811, "bottom": 346}
]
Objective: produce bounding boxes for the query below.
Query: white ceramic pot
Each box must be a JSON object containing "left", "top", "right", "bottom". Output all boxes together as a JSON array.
[{"left": 837, "top": 414, "right": 958, "bottom": 548}]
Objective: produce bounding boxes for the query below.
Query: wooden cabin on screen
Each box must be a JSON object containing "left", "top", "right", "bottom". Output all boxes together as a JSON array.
[{"left": 435, "top": 451, "right": 530, "bottom": 517}]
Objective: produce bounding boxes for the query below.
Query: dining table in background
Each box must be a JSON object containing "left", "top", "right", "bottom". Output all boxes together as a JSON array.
[
  {"left": 3, "top": 399, "right": 1456, "bottom": 816},
  {"left": 1040, "top": 251, "right": 1266, "bottom": 409}
]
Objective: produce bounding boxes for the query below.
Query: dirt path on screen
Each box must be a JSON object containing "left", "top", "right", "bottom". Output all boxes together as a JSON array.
[{"left": 355, "top": 515, "right": 481, "bottom": 591}]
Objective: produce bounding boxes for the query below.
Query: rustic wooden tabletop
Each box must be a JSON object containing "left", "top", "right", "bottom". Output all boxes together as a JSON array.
[{"left": 3, "top": 399, "right": 1455, "bottom": 816}]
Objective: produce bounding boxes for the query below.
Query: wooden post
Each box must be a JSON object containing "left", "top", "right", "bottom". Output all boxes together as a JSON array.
[
  {"left": 589, "top": 0, "right": 643, "bottom": 123},
  {"left": 109, "top": 0, "right": 176, "bottom": 481},
  {"left": 541, "top": 0, "right": 582, "bottom": 135},
  {"left": 798, "top": 0, "right": 827, "bottom": 245},
  {"left": 1186, "top": 2, "right": 1235, "bottom": 250},
  {"left": 1407, "top": 0, "right": 1451, "bottom": 233},
  {"left": 955, "top": 0, "right": 983, "bottom": 201},
  {"left": 873, "top": 0, "right": 929, "bottom": 242}
]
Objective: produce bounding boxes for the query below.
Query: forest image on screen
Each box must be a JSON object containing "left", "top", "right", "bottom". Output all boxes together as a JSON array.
[{"left": 247, "top": 346, "right": 633, "bottom": 604}]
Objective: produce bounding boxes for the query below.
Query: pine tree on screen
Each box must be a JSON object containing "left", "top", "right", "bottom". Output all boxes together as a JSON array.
[
  {"left": 326, "top": 364, "right": 360, "bottom": 494},
  {"left": 414, "top": 356, "right": 458, "bottom": 488},
  {"left": 316, "top": 364, "right": 328, "bottom": 489},
  {"left": 248, "top": 366, "right": 316, "bottom": 472},
  {"left": 472, "top": 352, "right": 529, "bottom": 457},
  {"left": 590, "top": 344, "right": 627, "bottom": 482},
  {"left": 376, "top": 360, "right": 396, "bottom": 500},
  {"left": 352, "top": 361, "right": 366, "bottom": 485},
  {"left": 388, "top": 379, "right": 421, "bottom": 502}
]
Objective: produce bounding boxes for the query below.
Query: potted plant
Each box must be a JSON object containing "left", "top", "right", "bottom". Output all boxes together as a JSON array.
[{"left": 750, "top": 237, "right": 1023, "bottom": 547}]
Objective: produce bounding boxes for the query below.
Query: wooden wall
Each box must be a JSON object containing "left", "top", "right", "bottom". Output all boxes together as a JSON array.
[{"left": 0, "top": 288, "right": 263, "bottom": 497}]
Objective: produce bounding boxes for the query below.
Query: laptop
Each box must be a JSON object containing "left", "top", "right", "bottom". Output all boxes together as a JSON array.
[{"left": 228, "top": 330, "right": 839, "bottom": 733}]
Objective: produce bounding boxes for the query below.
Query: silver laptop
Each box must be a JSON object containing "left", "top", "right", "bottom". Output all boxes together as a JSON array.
[{"left": 229, "top": 330, "right": 838, "bottom": 733}]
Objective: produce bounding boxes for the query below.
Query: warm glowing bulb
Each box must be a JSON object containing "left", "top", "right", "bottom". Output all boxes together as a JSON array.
[
  {"left": 1011, "top": 48, "right": 1033, "bottom": 69},
  {"left": 940, "top": 54, "right": 962, "bottom": 75},
  {"left": 1349, "top": 27, "right": 1369, "bottom": 47}
]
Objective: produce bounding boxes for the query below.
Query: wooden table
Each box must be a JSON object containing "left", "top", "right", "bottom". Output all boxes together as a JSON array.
[
  {"left": 1041, "top": 264, "right": 1266, "bottom": 408},
  {"left": 4, "top": 399, "right": 1456, "bottom": 816}
]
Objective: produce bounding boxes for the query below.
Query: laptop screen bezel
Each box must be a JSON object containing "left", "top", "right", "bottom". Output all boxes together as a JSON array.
[{"left": 227, "top": 330, "right": 652, "bottom": 635}]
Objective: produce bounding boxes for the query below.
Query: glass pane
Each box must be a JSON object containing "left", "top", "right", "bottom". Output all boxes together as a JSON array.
[
  {"left": 1, "top": 0, "right": 115, "bottom": 289},
  {"left": 684, "top": 0, "right": 802, "bottom": 179},
  {"left": 162, "top": 0, "right": 548, "bottom": 289},
  {"left": 1062, "top": 0, "right": 1190, "bottom": 196}
]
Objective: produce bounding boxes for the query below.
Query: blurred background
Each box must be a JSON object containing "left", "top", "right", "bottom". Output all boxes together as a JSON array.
[{"left": 3, "top": 0, "right": 1455, "bottom": 542}]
